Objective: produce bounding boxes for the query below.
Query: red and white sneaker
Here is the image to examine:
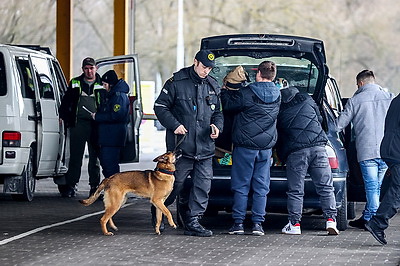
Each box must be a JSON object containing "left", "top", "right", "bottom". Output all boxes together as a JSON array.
[
  {"left": 282, "top": 222, "right": 301, "bottom": 235},
  {"left": 326, "top": 218, "right": 339, "bottom": 235}
]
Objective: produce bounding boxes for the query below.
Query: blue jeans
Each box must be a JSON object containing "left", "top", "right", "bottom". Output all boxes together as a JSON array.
[
  {"left": 231, "top": 147, "right": 271, "bottom": 224},
  {"left": 359, "top": 158, "right": 388, "bottom": 220}
]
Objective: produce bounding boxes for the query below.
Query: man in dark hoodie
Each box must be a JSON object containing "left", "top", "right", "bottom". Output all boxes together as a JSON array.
[
  {"left": 276, "top": 86, "right": 338, "bottom": 235},
  {"left": 92, "top": 70, "right": 130, "bottom": 179},
  {"left": 221, "top": 61, "right": 280, "bottom": 236}
]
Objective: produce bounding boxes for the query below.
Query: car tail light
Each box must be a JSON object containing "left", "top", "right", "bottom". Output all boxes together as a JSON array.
[
  {"left": 2, "top": 131, "right": 21, "bottom": 147},
  {"left": 325, "top": 145, "right": 339, "bottom": 169}
]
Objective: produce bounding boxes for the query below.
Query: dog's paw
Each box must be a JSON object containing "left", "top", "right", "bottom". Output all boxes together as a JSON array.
[
  {"left": 155, "top": 230, "right": 161, "bottom": 235},
  {"left": 104, "top": 232, "right": 114, "bottom": 236},
  {"left": 172, "top": 224, "right": 177, "bottom": 229}
]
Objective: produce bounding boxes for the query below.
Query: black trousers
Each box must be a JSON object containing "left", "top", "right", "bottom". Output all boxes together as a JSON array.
[
  {"left": 370, "top": 163, "right": 400, "bottom": 231},
  {"left": 164, "top": 157, "right": 212, "bottom": 219},
  {"left": 65, "top": 120, "right": 100, "bottom": 188}
]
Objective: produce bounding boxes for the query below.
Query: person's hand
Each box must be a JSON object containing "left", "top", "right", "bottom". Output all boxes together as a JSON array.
[
  {"left": 210, "top": 124, "right": 219, "bottom": 139},
  {"left": 91, "top": 112, "right": 96, "bottom": 120},
  {"left": 174, "top": 125, "right": 187, "bottom": 135}
]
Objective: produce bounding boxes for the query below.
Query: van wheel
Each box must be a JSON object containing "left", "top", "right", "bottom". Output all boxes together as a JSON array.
[
  {"left": 336, "top": 189, "right": 348, "bottom": 231},
  {"left": 11, "top": 148, "right": 35, "bottom": 201}
]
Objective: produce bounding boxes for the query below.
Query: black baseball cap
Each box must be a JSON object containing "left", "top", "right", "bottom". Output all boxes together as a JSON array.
[
  {"left": 195, "top": 50, "right": 216, "bottom": 68},
  {"left": 82, "top": 57, "right": 96, "bottom": 67}
]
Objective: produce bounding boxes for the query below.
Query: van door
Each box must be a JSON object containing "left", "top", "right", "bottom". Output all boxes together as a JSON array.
[
  {"left": 29, "top": 55, "right": 60, "bottom": 176},
  {"left": 49, "top": 59, "right": 69, "bottom": 175},
  {"left": 96, "top": 55, "right": 143, "bottom": 163}
]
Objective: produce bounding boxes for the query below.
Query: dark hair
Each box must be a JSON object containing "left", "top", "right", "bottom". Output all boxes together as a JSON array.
[
  {"left": 356, "top": 69, "right": 375, "bottom": 83},
  {"left": 258, "top": 61, "right": 276, "bottom": 80}
]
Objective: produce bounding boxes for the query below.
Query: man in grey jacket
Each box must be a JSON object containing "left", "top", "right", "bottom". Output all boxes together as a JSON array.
[{"left": 336, "top": 70, "right": 393, "bottom": 229}]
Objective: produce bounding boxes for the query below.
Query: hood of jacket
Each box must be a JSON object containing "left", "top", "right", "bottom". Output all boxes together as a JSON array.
[
  {"left": 280, "top": 86, "right": 300, "bottom": 103},
  {"left": 354, "top": 82, "right": 382, "bottom": 96},
  {"left": 248, "top": 81, "right": 280, "bottom": 103},
  {"left": 110, "top": 79, "right": 129, "bottom": 95}
]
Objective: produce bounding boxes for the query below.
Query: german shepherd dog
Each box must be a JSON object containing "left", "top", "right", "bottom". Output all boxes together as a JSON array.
[{"left": 79, "top": 151, "right": 179, "bottom": 236}]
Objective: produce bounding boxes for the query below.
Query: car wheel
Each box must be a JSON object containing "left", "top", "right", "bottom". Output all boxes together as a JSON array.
[
  {"left": 336, "top": 188, "right": 348, "bottom": 231},
  {"left": 347, "top": 201, "right": 356, "bottom": 220},
  {"left": 11, "top": 148, "right": 35, "bottom": 201}
]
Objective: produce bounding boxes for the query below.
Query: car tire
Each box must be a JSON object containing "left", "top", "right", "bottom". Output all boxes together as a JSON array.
[
  {"left": 347, "top": 201, "right": 356, "bottom": 220},
  {"left": 336, "top": 188, "right": 348, "bottom": 231},
  {"left": 11, "top": 148, "right": 35, "bottom": 201}
]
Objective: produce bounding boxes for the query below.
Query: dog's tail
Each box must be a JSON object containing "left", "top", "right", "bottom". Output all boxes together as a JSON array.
[{"left": 79, "top": 179, "right": 108, "bottom": 206}]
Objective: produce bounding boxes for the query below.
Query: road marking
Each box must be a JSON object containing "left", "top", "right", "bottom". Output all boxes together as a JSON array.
[{"left": 0, "top": 202, "right": 134, "bottom": 246}]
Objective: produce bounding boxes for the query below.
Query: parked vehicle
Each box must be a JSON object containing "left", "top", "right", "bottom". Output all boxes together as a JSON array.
[
  {"left": 0, "top": 44, "right": 142, "bottom": 201},
  {"left": 189, "top": 34, "right": 351, "bottom": 230}
]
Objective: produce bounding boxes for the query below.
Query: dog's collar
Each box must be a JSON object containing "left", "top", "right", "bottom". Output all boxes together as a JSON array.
[{"left": 154, "top": 168, "right": 175, "bottom": 175}]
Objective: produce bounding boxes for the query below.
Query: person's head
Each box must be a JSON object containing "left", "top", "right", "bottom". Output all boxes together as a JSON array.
[
  {"left": 101, "top": 70, "right": 119, "bottom": 91},
  {"left": 223, "top": 65, "right": 249, "bottom": 90},
  {"left": 256, "top": 61, "right": 277, "bottom": 82},
  {"left": 193, "top": 50, "right": 215, "bottom": 78},
  {"left": 81, "top": 57, "right": 97, "bottom": 81},
  {"left": 356, "top": 69, "right": 375, "bottom": 88}
]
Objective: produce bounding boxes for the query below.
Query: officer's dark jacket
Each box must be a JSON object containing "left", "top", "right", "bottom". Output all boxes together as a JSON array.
[
  {"left": 59, "top": 73, "right": 103, "bottom": 127},
  {"left": 95, "top": 79, "right": 130, "bottom": 147},
  {"left": 276, "top": 86, "right": 327, "bottom": 161},
  {"left": 380, "top": 94, "right": 400, "bottom": 165},
  {"left": 154, "top": 66, "right": 224, "bottom": 160},
  {"left": 221, "top": 81, "right": 280, "bottom": 150}
]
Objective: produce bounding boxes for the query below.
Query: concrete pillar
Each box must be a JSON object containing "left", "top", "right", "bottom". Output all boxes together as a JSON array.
[
  {"left": 56, "top": 0, "right": 73, "bottom": 81},
  {"left": 114, "top": 0, "right": 129, "bottom": 80}
]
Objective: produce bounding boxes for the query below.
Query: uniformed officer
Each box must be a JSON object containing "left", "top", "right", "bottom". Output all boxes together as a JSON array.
[
  {"left": 154, "top": 50, "right": 224, "bottom": 237},
  {"left": 59, "top": 57, "right": 103, "bottom": 198},
  {"left": 92, "top": 70, "right": 130, "bottom": 179}
]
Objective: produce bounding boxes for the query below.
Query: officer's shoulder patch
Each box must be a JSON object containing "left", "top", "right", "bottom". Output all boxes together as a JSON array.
[{"left": 113, "top": 104, "right": 121, "bottom": 112}]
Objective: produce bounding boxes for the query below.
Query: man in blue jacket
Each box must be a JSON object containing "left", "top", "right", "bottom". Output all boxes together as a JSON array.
[
  {"left": 221, "top": 61, "right": 280, "bottom": 236},
  {"left": 92, "top": 70, "right": 130, "bottom": 179}
]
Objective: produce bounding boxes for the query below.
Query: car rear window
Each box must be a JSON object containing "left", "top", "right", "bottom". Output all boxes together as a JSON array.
[
  {"left": 210, "top": 56, "right": 319, "bottom": 95},
  {"left": 0, "top": 53, "right": 6, "bottom": 96}
]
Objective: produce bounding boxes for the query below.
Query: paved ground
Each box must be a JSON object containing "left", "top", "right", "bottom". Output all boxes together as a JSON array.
[{"left": 0, "top": 123, "right": 400, "bottom": 265}]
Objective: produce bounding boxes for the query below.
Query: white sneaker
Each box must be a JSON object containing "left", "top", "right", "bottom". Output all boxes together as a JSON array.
[
  {"left": 282, "top": 222, "right": 301, "bottom": 235},
  {"left": 326, "top": 218, "right": 339, "bottom": 235}
]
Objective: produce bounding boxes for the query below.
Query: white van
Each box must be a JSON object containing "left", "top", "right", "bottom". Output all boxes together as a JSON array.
[{"left": 0, "top": 45, "right": 143, "bottom": 201}]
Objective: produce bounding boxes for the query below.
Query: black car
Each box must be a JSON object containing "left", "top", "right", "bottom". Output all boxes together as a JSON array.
[{"left": 193, "top": 34, "right": 351, "bottom": 230}]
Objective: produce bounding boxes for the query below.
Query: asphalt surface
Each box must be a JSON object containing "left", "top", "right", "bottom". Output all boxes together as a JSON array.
[{"left": 1, "top": 124, "right": 400, "bottom": 265}]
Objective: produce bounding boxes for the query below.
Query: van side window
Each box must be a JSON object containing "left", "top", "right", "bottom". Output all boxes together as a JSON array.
[
  {"left": 0, "top": 53, "right": 7, "bottom": 96},
  {"left": 31, "top": 57, "right": 55, "bottom": 99},
  {"left": 16, "top": 58, "right": 35, "bottom": 99},
  {"left": 51, "top": 60, "right": 67, "bottom": 99}
]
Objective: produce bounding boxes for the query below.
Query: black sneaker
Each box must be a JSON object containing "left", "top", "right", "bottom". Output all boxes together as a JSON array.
[
  {"left": 365, "top": 222, "right": 387, "bottom": 245},
  {"left": 229, "top": 223, "right": 244, "bottom": 235},
  {"left": 184, "top": 217, "right": 213, "bottom": 237},
  {"left": 61, "top": 186, "right": 76, "bottom": 198},
  {"left": 252, "top": 223, "right": 264, "bottom": 236},
  {"left": 151, "top": 205, "right": 165, "bottom": 232},
  {"left": 348, "top": 216, "right": 367, "bottom": 230}
]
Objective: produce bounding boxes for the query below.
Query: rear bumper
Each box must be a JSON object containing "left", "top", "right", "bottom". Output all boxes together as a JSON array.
[{"left": 207, "top": 173, "right": 347, "bottom": 212}]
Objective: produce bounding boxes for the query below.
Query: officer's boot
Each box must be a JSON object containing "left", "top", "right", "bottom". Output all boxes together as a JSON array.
[{"left": 184, "top": 216, "right": 213, "bottom": 237}]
